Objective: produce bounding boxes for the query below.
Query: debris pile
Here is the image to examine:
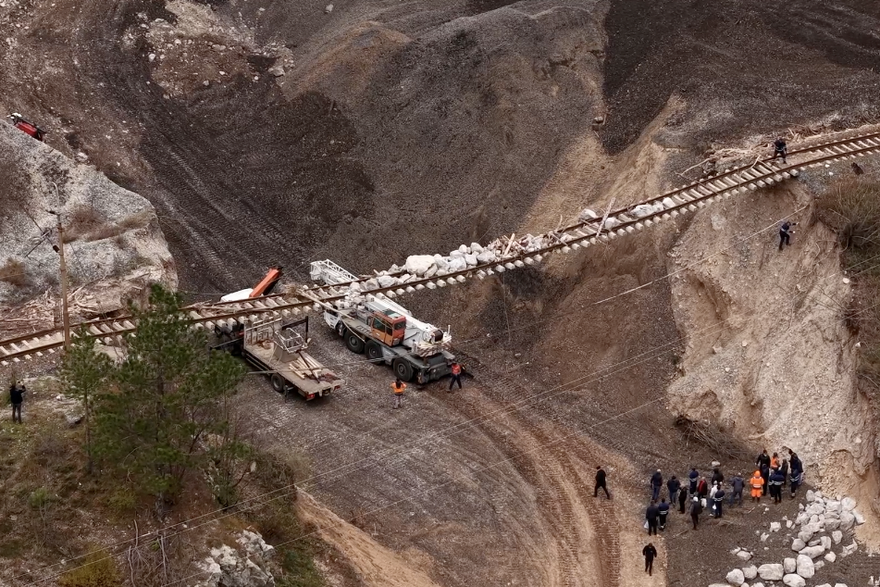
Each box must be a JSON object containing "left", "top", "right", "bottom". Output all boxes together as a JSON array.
[{"left": 711, "top": 490, "right": 863, "bottom": 587}]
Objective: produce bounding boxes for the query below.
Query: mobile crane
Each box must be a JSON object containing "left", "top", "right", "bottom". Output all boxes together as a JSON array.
[{"left": 310, "top": 260, "right": 454, "bottom": 384}]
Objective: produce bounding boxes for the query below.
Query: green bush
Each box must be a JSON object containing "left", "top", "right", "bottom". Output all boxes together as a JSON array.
[
  {"left": 58, "top": 550, "right": 121, "bottom": 587},
  {"left": 28, "top": 487, "right": 53, "bottom": 510}
]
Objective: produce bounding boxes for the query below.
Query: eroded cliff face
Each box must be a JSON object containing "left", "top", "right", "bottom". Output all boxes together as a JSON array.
[
  {"left": 0, "top": 121, "right": 176, "bottom": 330},
  {"left": 665, "top": 181, "right": 880, "bottom": 541}
]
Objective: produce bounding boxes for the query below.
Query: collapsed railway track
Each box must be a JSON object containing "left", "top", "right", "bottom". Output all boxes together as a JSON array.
[{"left": 3, "top": 125, "right": 880, "bottom": 366}]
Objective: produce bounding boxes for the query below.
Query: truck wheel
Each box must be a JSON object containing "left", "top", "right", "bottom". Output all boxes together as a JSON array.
[
  {"left": 270, "top": 373, "right": 286, "bottom": 394},
  {"left": 392, "top": 359, "right": 413, "bottom": 382},
  {"left": 336, "top": 321, "right": 346, "bottom": 337},
  {"left": 345, "top": 332, "right": 365, "bottom": 354},
  {"left": 365, "top": 342, "right": 383, "bottom": 363}
]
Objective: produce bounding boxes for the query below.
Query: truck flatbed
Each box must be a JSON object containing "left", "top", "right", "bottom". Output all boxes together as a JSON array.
[{"left": 243, "top": 342, "right": 341, "bottom": 398}]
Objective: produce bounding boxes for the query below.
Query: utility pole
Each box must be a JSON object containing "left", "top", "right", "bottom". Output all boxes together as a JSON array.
[{"left": 48, "top": 209, "right": 71, "bottom": 350}]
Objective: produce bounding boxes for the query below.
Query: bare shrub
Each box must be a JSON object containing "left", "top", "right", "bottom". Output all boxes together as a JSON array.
[
  {"left": 58, "top": 548, "right": 121, "bottom": 587},
  {"left": 0, "top": 258, "right": 28, "bottom": 287},
  {"left": 674, "top": 415, "right": 752, "bottom": 460}
]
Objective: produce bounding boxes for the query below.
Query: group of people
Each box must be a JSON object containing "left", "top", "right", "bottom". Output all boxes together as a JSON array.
[
  {"left": 628, "top": 448, "right": 806, "bottom": 576},
  {"left": 750, "top": 448, "right": 804, "bottom": 503}
]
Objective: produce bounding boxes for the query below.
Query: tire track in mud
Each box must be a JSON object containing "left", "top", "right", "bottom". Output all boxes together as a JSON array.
[{"left": 450, "top": 352, "right": 620, "bottom": 587}]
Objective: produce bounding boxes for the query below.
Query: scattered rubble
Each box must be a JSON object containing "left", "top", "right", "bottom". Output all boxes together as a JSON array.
[
  {"left": 196, "top": 530, "right": 276, "bottom": 587},
  {"left": 712, "top": 491, "right": 862, "bottom": 587}
]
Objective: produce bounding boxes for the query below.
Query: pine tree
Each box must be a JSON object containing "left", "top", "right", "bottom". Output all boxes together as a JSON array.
[
  {"left": 90, "top": 284, "right": 246, "bottom": 510},
  {"left": 60, "top": 328, "right": 113, "bottom": 473}
]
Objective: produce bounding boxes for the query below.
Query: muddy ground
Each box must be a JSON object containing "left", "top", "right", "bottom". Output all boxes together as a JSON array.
[{"left": 2, "top": 0, "right": 880, "bottom": 585}]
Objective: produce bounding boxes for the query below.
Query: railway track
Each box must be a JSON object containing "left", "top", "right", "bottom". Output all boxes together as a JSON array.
[{"left": 3, "top": 126, "right": 880, "bottom": 366}]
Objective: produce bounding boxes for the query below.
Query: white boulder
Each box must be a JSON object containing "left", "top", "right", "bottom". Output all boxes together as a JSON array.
[
  {"left": 757, "top": 564, "right": 783, "bottom": 581},
  {"left": 841, "top": 496, "right": 856, "bottom": 511},
  {"left": 377, "top": 275, "right": 398, "bottom": 288},
  {"left": 839, "top": 511, "right": 855, "bottom": 530},
  {"left": 661, "top": 197, "right": 676, "bottom": 209},
  {"left": 447, "top": 256, "right": 467, "bottom": 272},
  {"left": 824, "top": 551, "right": 836, "bottom": 563},
  {"left": 800, "top": 545, "right": 825, "bottom": 559},
  {"left": 853, "top": 510, "right": 865, "bottom": 525},
  {"left": 769, "top": 522, "right": 781, "bottom": 532},
  {"left": 742, "top": 565, "right": 757, "bottom": 580},
  {"left": 578, "top": 208, "right": 599, "bottom": 221},
  {"left": 782, "top": 574, "right": 805, "bottom": 587},
  {"left": 795, "top": 554, "right": 814, "bottom": 579},
  {"left": 476, "top": 250, "right": 496, "bottom": 264},
  {"left": 465, "top": 254, "right": 478, "bottom": 266},
  {"left": 726, "top": 569, "right": 745, "bottom": 585},
  {"left": 790, "top": 538, "right": 805, "bottom": 551},
  {"left": 783, "top": 558, "right": 796, "bottom": 573},
  {"left": 737, "top": 550, "right": 753, "bottom": 561},
  {"left": 831, "top": 530, "right": 843, "bottom": 544},
  {"left": 820, "top": 535, "right": 831, "bottom": 551}
]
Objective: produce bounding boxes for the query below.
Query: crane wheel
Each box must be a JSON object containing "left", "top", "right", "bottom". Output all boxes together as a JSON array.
[
  {"left": 270, "top": 373, "right": 286, "bottom": 394},
  {"left": 345, "top": 332, "right": 365, "bottom": 354},
  {"left": 365, "top": 342, "right": 383, "bottom": 363},
  {"left": 392, "top": 359, "right": 413, "bottom": 382}
]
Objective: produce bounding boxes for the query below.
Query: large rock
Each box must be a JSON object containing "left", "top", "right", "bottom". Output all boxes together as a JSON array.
[
  {"left": 726, "top": 568, "right": 745, "bottom": 585},
  {"left": 736, "top": 550, "right": 753, "bottom": 561},
  {"left": 404, "top": 255, "right": 436, "bottom": 276},
  {"left": 795, "top": 554, "right": 814, "bottom": 579},
  {"left": 757, "top": 564, "right": 784, "bottom": 581},
  {"left": 853, "top": 510, "right": 865, "bottom": 525},
  {"left": 196, "top": 544, "right": 275, "bottom": 587},
  {"left": 839, "top": 511, "right": 855, "bottom": 530},
  {"left": 841, "top": 496, "right": 856, "bottom": 511},
  {"left": 800, "top": 545, "right": 825, "bottom": 559},
  {"left": 831, "top": 530, "right": 843, "bottom": 544},
  {"left": 782, "top": 574, "right": 806, "bottom": 587},
  {"left": 783, "top": 558, "right": 796, "bottom": 574},
  {"left": 819, "top": 535, "right": 831, "bottom": 551},
  {"left": 824, "top": 551, "right": 836, "bottom": 563},
  {"left": 790, "top": 538, "right": 805, "bottom": 551},
  {"left": 742, "top": 565, "right": 757, "bottom": 580}
]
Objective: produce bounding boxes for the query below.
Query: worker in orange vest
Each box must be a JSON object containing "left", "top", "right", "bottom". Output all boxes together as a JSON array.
[
  {"left": 449, "top": 362, "right": 463, "bottom": 392},
  {"left": 391, "top": 378, "right": 406, "bottom": 409},
  {"left": 750, "top": 470, "right": 764, "bottom": 502},
  {"left": 770, "top": 452, "right": 780, "bottom": 471}
]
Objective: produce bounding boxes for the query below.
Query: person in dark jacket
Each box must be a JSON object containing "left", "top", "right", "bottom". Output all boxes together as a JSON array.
[
  {"left": 789, "top": 453, "right": 803, "bottom": 498},
  {"left": 650, "top": 469, "right": 663, "bottom": 502},
  {"left": 711, "top": 468, "right": 724, "bottom": 487},
  {"left": 769, "top": 469, "right": 785, "bottom": 504},
  {"left": 756, "top": 449, "right": 771, "bottom": 495},
  {"left": 645, "top": 501, "right": 659, "bottom": 536},
  {"left": 666, "top": 475, "right": 681, "bottom": 506},
  {"left": 643, "top": 543, "right": 657, "bottom": 576},
  {"left": 688, "top": 468, "right": 699, "bottom": 494},
  {"left": 712, "top": 487, "right": 726, "bottom": 518},
  {"left": 779, "top": 222, "right": 797, "bottom": 251},
  {"left": 594, "top": 466, "right": 610, "bottom": 499},
  {"left": 780, "top": 458, "right": 789, "bottom": 488},
  {"left": 658, "top": 498, "right": 670, "bottom": 530},
  {"left": 773, "top": 137, "right": 788, "bottom": 163},
  {"left": 678, "top": 485, "right": 688, "bottom": 513},
  {"left": 730, "top": 474, "right": 744, "bottom": 506},
  {"left": 690, "top": 497, "right": 703, "bottom": 529},
  {"left": 9, "top": 381, "right": 25, "bottom": 424}
]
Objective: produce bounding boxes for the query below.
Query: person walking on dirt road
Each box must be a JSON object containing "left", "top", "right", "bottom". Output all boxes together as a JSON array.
[
  {"left": 448, "top": 362, "right": 463, "bottom": 391},
  {"left": 391, "top": 378, "right": 406, "bottom": 409},
  {"left": 690, "top": 496, "right": 703, "bottom": 530},
  {"left": 750, "top": 470, "right": 765, "bottom": 502},
  {"left": 650, "top": 469, "right": 663, "bottom": 502},
  {"left": 9, "top": 381, "right": 25, "bottom": 423},
  {"left": 779, "top": 221, "right": 797, "bottom": 251},
  {"left": 643, "top": 543, "right": 657, "bottom": 576},
  {"left": 594, "top": 466, "right": 611, "bottom": 499},
  {"left": 658, "top": 498, "right": 670, "bottom": 530},
  {"left": 678, "top": 485, "right": 688, "bottom": 513},
  {"left": 666, "top": 475, "right": 681, "bottom": 505},
  {"left": 645, "top": 501, "right": 660, "bottom": 536},
  {"left": 730, "top": 473, "right": 744, "bottom": 506},
  {"left": 773, "top": 137, "right": 788, "bottom": 164}
]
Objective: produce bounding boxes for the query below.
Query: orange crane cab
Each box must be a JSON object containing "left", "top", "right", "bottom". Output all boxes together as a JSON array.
[{"left": 369, "top": 310, "right": 406, "bottom": 346}]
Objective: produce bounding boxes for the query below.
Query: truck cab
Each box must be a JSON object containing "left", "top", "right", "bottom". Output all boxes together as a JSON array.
[{"left": 370, "top": 310, "right": 406, "bottom": 346}]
